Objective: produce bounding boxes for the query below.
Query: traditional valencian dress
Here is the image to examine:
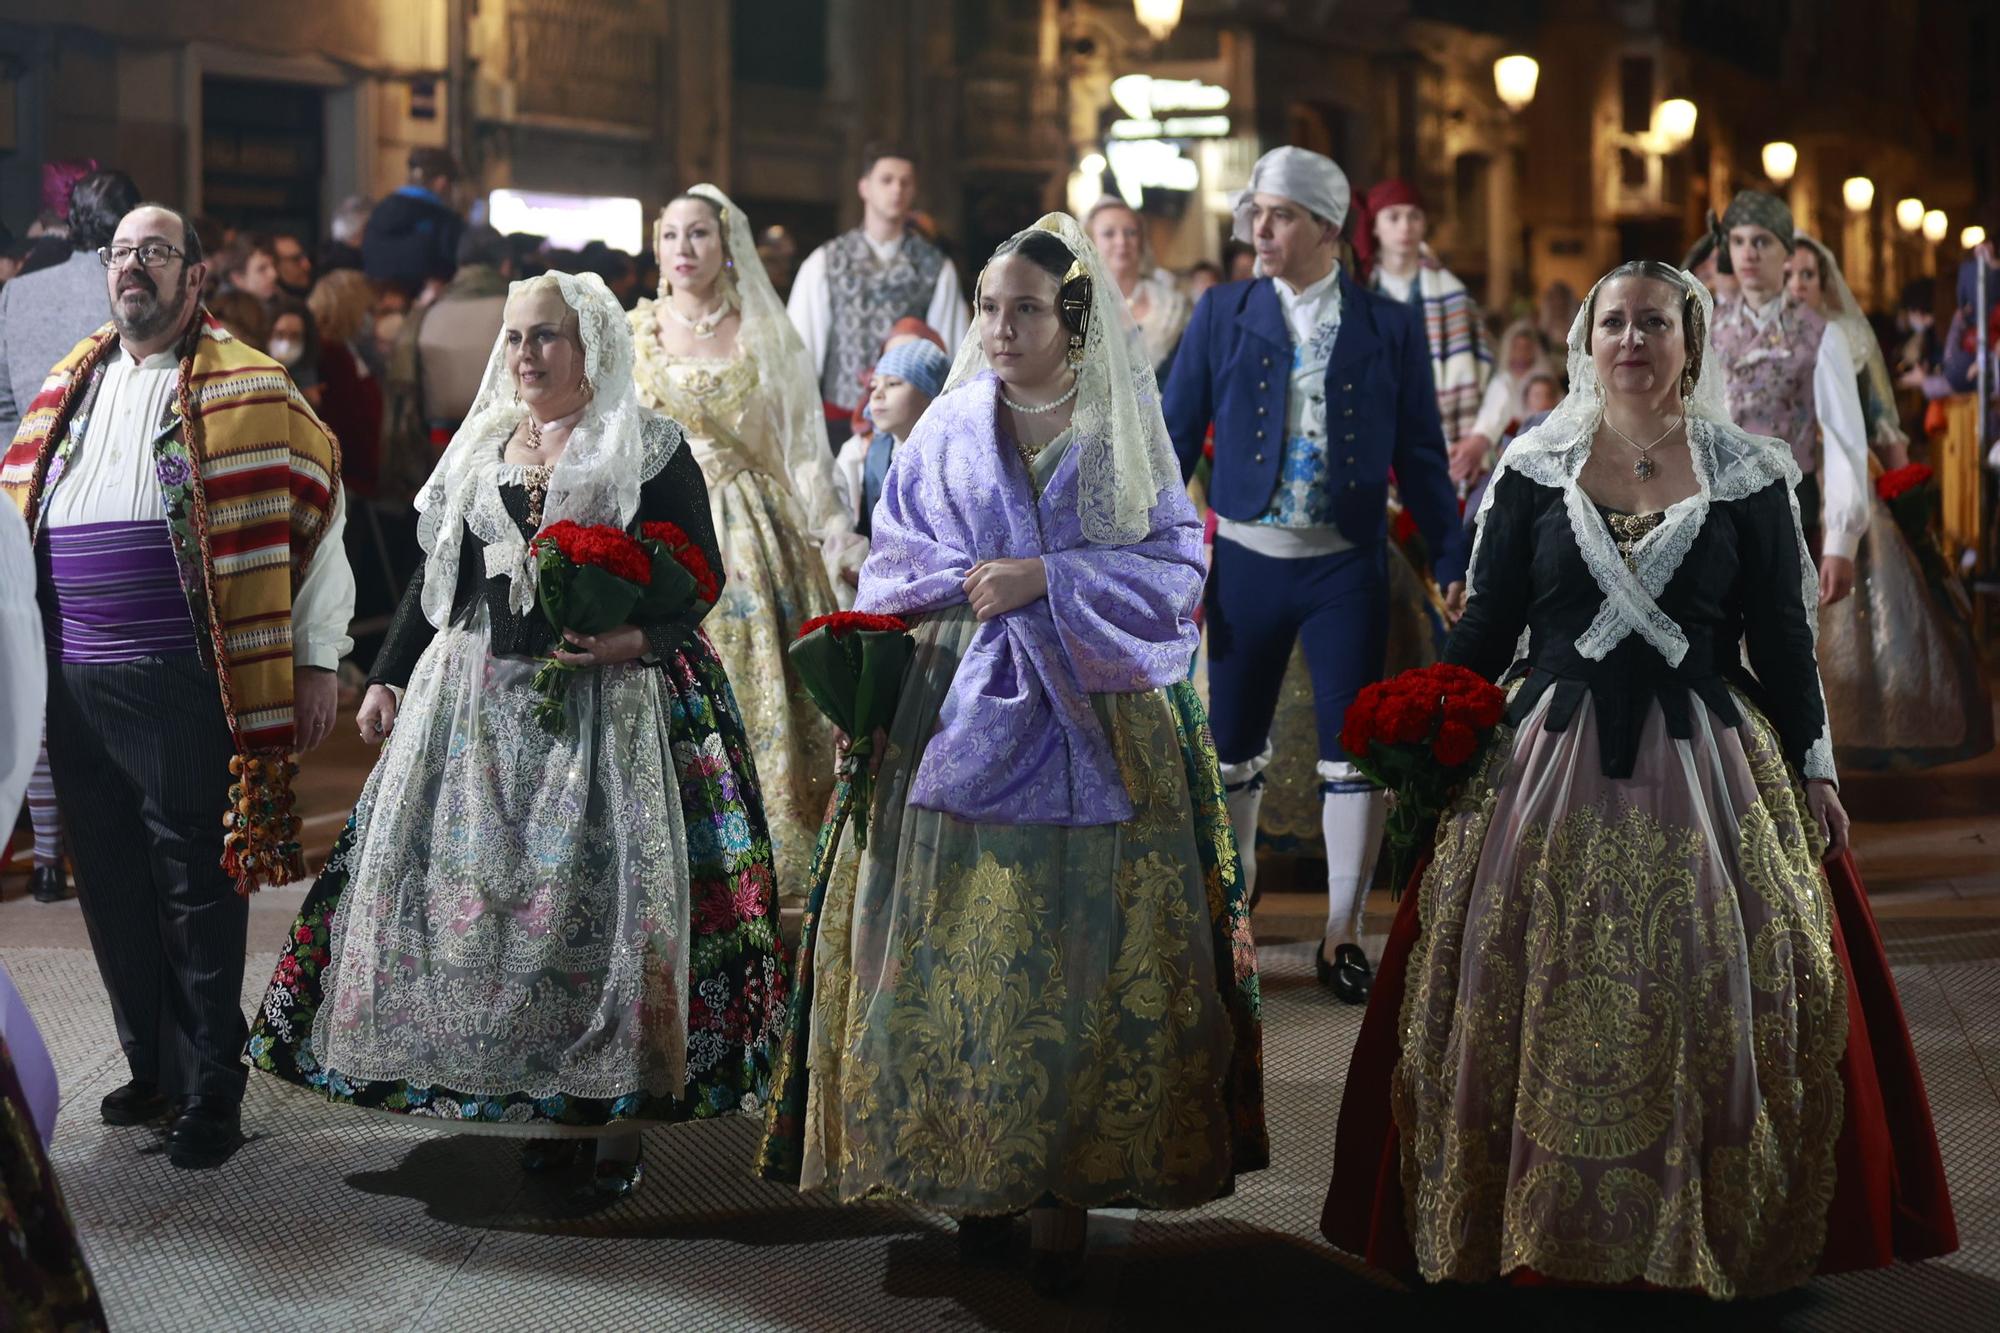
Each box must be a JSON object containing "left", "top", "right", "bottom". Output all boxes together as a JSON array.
[
  {"left": 1323, "top": 273, "right": 1956, "bottom": 1298},
  {"left": 761, "top": 217, "right": 1266, "bottom": 1215},
  {"left": 633, "top": 184, "right": 863, "bottom": 906},
  {"left": 249, "top": 273, "right": 788, "bottom": 1129}
]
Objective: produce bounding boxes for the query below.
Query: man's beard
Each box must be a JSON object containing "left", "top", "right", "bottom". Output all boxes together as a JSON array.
[{"left": 113, "top": 272, "right": 192, "bottom": 343}]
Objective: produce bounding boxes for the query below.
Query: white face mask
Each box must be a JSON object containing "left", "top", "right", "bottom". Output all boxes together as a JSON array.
[
  {"left": 373, "top": 312, "right": 407, "bottom": 345},
  {"left": 268, "top": 338, "right": 304, "bottom": 367}
]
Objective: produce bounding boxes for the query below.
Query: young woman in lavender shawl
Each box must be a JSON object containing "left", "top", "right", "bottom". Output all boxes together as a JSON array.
[{"left": 758, "top": 214, "right": 1266, "bottom": 1296}]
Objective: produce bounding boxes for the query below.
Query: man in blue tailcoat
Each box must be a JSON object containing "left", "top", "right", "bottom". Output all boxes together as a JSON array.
[{"left": 1163, "top": 146, "right": 1467, "bottom": 1003}]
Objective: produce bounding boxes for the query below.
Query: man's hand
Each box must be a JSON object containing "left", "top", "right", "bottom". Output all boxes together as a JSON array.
[
  {"left": 1448, "top": 434, "right": 1490, "bottom": 484},
  {"left": 1442, "top": 581, "right": 1467, "bottom": 625},
  {"left": 1818, "top": 553, "right": 1856, "bottom": 607},
  {"left": 294, "top": 667, "right": 338, "bottom": 752},
  {"left": 963, "top": 558, "right": 1048, "bottom": 621}
]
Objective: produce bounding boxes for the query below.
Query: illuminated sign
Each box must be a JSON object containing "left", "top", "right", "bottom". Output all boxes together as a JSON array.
[
  {"left": 1109, "top": 115, "right": 1231, "bottom": 139},
  {"left": 488, "top": 189, "right": 644, "bottom": 254},
  {"left": 1110, "top": 74, "right": 1231, "bottom": 119},
  {"left": 1107, "top": 138, "right": 1200, "bottom": 203}
]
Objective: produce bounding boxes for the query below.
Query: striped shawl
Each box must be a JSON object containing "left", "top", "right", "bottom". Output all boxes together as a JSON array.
[
  {"left": 2, "top": 313, "right": 341, "bottom": 890},
  {"left": 1412, "top": 264, "right": 1491, "bottom": 441}
]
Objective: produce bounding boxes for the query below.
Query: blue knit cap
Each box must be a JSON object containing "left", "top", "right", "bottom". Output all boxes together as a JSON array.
[{"left": 873, "top": 339, "right": 950, "bottom": 401}]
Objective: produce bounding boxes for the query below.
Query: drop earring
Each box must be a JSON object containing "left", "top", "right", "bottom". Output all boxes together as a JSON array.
[{"left": 1065, "top": 333, "right": 1085, "bottom": 369}]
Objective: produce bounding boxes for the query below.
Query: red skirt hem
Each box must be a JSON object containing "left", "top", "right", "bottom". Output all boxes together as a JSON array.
[{"left": 1320, "top": 848, "right": 1959, "bottom": 1285}]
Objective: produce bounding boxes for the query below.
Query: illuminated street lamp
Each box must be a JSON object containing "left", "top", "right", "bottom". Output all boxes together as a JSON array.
[
  {"left": 1896, "top": 198, "right": 1926, "bottom": 233},
  {"left": 1134, "top": 0, "right": 1182, "bottom": 40},
  {"left": 1493, "top": 55, "right": 1539, "bottom": 113},
  {"left": 1842, "top": 176, "right": 1875, "bottom": 213},
  {"left": 1650, "top": 98, "right": 1698, "bottom": 151},
  {"left": 1761, "top": 141, "right": 1797, "bottom": 185},
  {"left": 1965, "top": 225, "right": 1989, "bottom": 249},
  {"left": 1923, "top": 209, "right": 1948, "bottom": 243}
]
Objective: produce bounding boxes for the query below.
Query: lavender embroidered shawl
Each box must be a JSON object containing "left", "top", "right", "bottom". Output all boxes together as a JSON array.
[{"left": 856, "top": 372, "right": 1204, "bottom": 826}]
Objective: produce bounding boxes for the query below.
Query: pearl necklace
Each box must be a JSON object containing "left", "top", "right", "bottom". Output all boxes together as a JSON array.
[
  {"left": 1000, "top": 375, "right": 1080, "bottom": 415},
  {"left": 661, "top": 295, "right": 731, "bottom": 339},
  {"left": 1603, "top": 413, "right": 1683, "bottom": 481}
]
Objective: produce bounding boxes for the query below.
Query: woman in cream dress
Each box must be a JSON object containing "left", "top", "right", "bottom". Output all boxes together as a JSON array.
[{"left": 632, "top": 186, "right": 868, "bottom": 903}]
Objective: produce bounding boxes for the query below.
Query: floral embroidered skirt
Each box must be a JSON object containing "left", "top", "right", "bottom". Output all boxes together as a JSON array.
[
  {"left": 703, "top": 467, "right": 839, "bottom": 907},
  {"left": 1323, "top": 687, "right": 1957, "bottom": 1298},
  {"left": 1819, "top": 495, "right": 1993, "bottom": 771},
  {"left": 759, "top": 606, "right": 1267, "bottom": 1214},
  {"left": 247, "top": 626, "right": 789, "bottom": 1130}
]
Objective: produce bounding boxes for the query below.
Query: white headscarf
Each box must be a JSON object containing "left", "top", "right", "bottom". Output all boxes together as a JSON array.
[
  {"left": 415, "top": 270, "right": 675, "bottom": 628},
  {"left": 943, "top": 212, "right": 1181, "bottom": 547},
  {"left": 1229, "top": 146, "right": 1352, "bottom": 243}
]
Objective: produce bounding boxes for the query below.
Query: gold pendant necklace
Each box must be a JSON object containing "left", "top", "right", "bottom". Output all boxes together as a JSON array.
[{"left": 1604, "top": 414, "right": 1682, "bottom": 481}]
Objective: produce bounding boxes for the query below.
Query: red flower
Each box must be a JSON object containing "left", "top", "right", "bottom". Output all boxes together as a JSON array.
[
  {"left": 1875, "top": 463, "right": 1935, "bottom": 502},
  {"left": 639, "top": 521, "right": 720, "bottom": 602},
  {"left": 1432, "top": 720, "right": 1478, "bottom": 766},
  {"left": 797, "top": 610, "right": 910, "bottom": 638},
  {"left": 533, "top": 520, "right": 652, "bottom": 585},
  {"left": 1390, "top": 507, "right": 1419, "bottom": 547}
]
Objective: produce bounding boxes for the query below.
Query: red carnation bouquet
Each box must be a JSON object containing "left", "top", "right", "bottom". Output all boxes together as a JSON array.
[
  {"left": 1341, "top": 662, "right": 1508, "bottom": 895},
  {"left": 527, "top": 519, "right": 712, "bottom": 729},
  {"left": 1874, "top": 463, "right": 1951, "bottom": 589},
  {"left": 788, "top": 611, "right": 916, "bottom": 850}
]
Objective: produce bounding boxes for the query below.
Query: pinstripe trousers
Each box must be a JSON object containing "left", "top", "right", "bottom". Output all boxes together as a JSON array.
[{"left": 43, "top": 650, "right": 250, "bottom": 1103}]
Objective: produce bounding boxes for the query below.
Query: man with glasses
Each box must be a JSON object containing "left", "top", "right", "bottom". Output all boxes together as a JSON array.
[
  {"left": 0, "top": 168, "right": 140, "bottom": 905},
  {"left": 272, "top": 232, "right": 314, "bottom": 298},
  {"left": 1, "top": 203, "right": 354, "bottom": 1170}
]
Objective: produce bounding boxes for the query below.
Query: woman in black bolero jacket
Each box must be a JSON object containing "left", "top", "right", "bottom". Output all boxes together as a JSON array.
[
  {"left": 244, "top": 273, "right": 791, "bottom": 1202},
  {"left": 1323, "top": 260, "right": 1956, "bottom": 1298}
]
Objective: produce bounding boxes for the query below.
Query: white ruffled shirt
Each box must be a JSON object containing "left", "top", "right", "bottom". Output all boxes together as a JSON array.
[{"left": 1732, "top": 293, "right": 1870, "bottom": 561}]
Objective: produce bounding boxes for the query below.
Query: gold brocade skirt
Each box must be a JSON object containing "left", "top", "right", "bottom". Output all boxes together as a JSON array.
[
  {"left": 1818, "top": 496, "right": 1994, "bottom": 771},
  {"left": 702, "top": 465, "right": 840, "bottom": 907},
  {"left": 1391, "top": 686, "right": 1848, "bottom": 1300}
]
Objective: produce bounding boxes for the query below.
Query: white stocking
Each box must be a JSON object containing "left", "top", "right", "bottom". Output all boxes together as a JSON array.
[
  {"left": 1318, "top": 760, "right": 1386, "bottom": 959},
  {"left": 1220, "top": 743, "right": 1273, "bottom": 902}
]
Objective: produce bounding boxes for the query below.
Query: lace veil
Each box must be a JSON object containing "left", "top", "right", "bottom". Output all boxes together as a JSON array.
[
  {"left": 1794, "top": 234, "right": 1909, "bottom": 447},
  {"left": 942, "top": 212, "right": 1181, "bottom": 546},
  {"left": 415, "top": 270, "right": 670, "bottom": 627}
]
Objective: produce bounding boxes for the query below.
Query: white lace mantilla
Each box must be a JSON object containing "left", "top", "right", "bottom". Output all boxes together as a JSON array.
[{"left": 1463, "top": 269, "right": 1836, "bottom": 782}]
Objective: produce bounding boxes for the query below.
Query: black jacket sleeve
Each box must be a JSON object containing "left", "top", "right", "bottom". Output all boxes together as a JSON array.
[
  {"left": 1736, "top": 477, "right": 1831, "bottom": 776},
  {"left": 636, "top": 444, "right": 726, "bottom": 661},
  {"left": 1441, "top": 466, "right": 1538, "bottom": 682},
  {"left": 368, "top": 564, "right": 444, "bottom": 690}
]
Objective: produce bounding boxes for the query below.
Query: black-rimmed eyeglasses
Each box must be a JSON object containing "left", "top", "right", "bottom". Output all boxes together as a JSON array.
[{"left": 98, "top": 243, "right": 187, "bottom": 270}]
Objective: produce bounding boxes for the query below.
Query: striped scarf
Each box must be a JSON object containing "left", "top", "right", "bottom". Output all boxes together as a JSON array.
[
  {"left": 1395, "top": 265, "right": 1491, "bottom": 441},
  {"left": 2, "top": 313, "right": 340, "bottom": 890}
]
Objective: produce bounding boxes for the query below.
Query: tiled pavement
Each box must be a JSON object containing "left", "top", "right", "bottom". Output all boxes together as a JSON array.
[{"left": 4, "top": 725, "right": 1999, "bottom": 1329}]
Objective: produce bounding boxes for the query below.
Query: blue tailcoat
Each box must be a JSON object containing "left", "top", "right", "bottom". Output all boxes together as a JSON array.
[{"left": 1162, "top": 272, "right": 1468, "bottom": 585}]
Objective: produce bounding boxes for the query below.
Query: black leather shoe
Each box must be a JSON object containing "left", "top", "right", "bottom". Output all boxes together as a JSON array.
[
  {"left": 165, "top": 1098, "right": 242, "bottom": 1169},
  {"left": 100, "top": 1079, "right": 171, "bottom": 1126},
  {"left": 30, "top": 864, "right": 69, "bottom": 903},
  {"left": 1316, "top": 942, "right": 1373, "bottom": 1005},
  {"left": 957, "top": 1214, "right": 1016, "bottom": 1265},
  {"left": 521, "top": 1138, "right": 583, "bottom": 1173}
]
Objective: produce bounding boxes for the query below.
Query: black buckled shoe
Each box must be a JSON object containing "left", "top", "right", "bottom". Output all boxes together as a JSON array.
[
  {"left": 165, "top": 1097, "right": 242, "bottom": 1169},
  {"left": 587, "top": 1155, "right": 645, "bottom": 1201},
  {"left": 100, "top": 1078, "right": 171, "bottom": 1126},
  {"left": 1315, "top": 942, "right": 1373, "bottom": 1006},
  {"left": 1029, "top": 1245, "right": 1088, "bottom": 1298},
  {"left": 30, "top": 864, "right": 69, "bottom": 903}
]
